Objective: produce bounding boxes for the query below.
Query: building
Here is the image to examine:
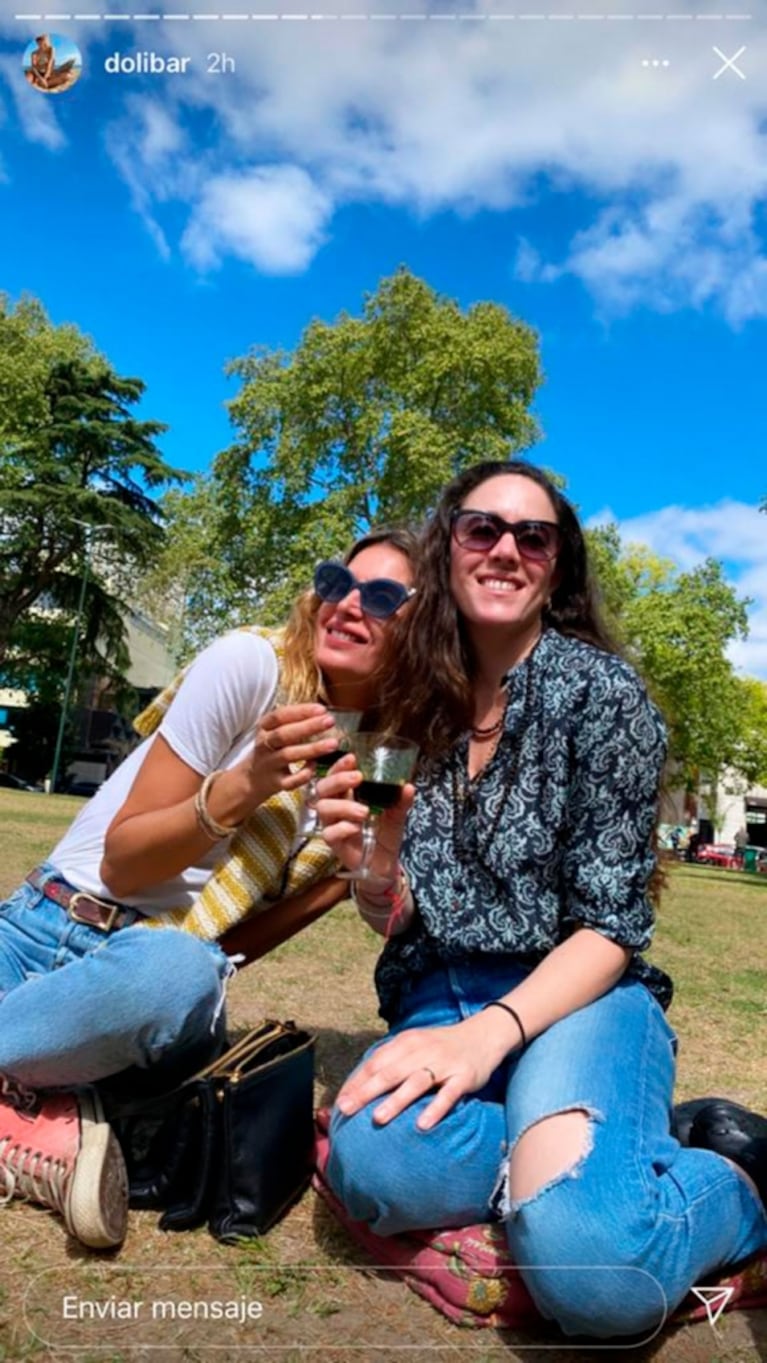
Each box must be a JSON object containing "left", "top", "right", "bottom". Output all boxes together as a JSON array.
[
  {"left": 0, "top": 607, "right": 177, "bottom": 788},
  {"left": 661, "top": 772, "right": 767, "bottom": 850},
  {"left": 63, "top": 606, "right": 178, "bottom": 787}
]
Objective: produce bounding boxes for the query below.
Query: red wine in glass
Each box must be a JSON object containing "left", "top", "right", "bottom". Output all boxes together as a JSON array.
[
  {"left": 337, "top": 734, "right": 420, "bottom": 879},
  {"left": 315, "top": 747, "right": 352, "bottom": 779},
  {"left": 304, "top": 709, "right": 363, "bottom": 830},
  {"left": 357, "top": 779, "right": 404, "bottom": 814}
]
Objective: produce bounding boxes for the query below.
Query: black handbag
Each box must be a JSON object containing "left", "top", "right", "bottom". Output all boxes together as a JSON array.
[{"left": 113, "top": 1020, "right": 316, "bottom": 1241}]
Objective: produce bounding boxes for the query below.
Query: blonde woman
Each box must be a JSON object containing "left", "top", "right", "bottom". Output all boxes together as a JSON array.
[{"left": 0, "top": 527, "right": 417, "bottom": 1251}]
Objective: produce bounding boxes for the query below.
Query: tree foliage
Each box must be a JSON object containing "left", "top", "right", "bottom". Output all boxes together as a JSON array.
[
  {"left": 588, "top": 526, "right": 752, "bottom": 784},
  {"left": 0, "top": 295, "right": 185, "bottom": 697},
  {"left": 729, "top": 676, "right": 767, "bottom": 787},
  {"left": 145, "top": 267, "right": 762, "bottom": 802},
  {"left": 154, "top": 269, "right": 542, "bottom": 650}
]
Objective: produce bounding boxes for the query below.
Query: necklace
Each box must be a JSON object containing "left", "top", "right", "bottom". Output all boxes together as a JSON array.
[
  {"left": 470, "top": 713, "right": 505, "bottom": 740},
  {"left": 451, "top": 655, "right": 536, "bottom": 870},
  {"left": 470, "top": 678, "right": 510, "bottom": 740}
]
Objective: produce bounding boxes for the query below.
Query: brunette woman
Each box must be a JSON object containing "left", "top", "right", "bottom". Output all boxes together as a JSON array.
[{"left": 318, "top": 463, "right": 767, "bottom": 1339}]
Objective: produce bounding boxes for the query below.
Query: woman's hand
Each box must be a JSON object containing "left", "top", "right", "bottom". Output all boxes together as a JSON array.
[
  {"left": 316, "top": 753, "right": 415, "bottom": 884},
  {"left": 102, "top": 704, "right": 338, "bottom": 899},
  {"left": 240, "top": 703, "right": 339, "bottom": 805},
  {"left": 336, "top": 1013, "right": 514, "bottom": 1131}
]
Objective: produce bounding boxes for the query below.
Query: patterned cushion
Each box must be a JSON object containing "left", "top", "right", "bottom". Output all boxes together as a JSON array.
[{"left": 313, "top": 1110, "right": 767, "bottom": 1330}]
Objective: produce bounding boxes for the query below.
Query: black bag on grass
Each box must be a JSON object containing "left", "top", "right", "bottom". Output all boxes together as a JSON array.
[{"left": 111, "top": 1020, "right": 316, "bottom": 1241}]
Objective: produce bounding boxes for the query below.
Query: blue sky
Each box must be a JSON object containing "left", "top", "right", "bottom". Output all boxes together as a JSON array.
[{"left": 1, "top": 4, "right": 766, "bottom": 673}]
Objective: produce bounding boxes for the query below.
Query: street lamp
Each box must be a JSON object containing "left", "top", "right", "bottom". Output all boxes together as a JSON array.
[{"left": 49, "top": 521, "right": 104, "bottom": 795}]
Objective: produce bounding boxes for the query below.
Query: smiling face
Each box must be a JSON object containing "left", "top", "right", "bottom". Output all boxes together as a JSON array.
[
  {"left": 314, "top": 541, "right": 414, "bottom": 707},
  {"left": 449, "top": 473, "right": 560, "bottom": 655}
]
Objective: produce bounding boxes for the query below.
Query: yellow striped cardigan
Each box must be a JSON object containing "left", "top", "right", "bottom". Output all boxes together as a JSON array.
[{"left": 134, "top": 626, "right": 336, "bottom": 940}]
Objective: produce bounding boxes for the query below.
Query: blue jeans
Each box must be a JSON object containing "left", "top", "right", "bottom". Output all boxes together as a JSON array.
[
  {"left": 0, "top": 865, "right": 232, "bottom": 1091},
  {"left": 328, "top": 959, "right": 767, "bottom": 1339}
]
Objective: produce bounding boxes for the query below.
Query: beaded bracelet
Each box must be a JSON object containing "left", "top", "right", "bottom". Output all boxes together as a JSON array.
[
  {"left": 481, "top": 1000, "right": 527, "bottom": 1049},
  {"left": 194, "top": 770, "right": 242, "bottom": 841}
]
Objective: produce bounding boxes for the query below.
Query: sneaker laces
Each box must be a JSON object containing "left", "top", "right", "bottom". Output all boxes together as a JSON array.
[
  {"left": 0, "top": 1075, "right": 39, "bottom": 1115},
  {"left": 0, "top": 1133, "right": 70, "bottom": 1217}
]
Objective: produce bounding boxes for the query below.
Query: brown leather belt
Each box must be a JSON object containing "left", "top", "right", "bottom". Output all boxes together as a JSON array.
[{"left": 26, "top": 868, "right": 137, "bottom": 933}]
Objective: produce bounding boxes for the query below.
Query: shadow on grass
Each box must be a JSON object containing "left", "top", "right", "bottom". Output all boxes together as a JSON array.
[{"left": 313, "top": 1026, "right": 383, "bottom": 1107}]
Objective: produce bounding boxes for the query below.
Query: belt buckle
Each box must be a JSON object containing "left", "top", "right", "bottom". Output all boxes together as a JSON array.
[{"left": 68, "top": 892, "right": 119, "bottom": 932}]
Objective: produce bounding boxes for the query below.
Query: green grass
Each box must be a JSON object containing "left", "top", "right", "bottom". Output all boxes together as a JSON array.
[
  {"left": 672, "top": 861, "right": 767, "bottom": 892},
  {"left": 0, "top": 791, "right": 765, "bottom": 1363},
  {"left": 0, "top": 789, "right": 85, "bottom": 876}
]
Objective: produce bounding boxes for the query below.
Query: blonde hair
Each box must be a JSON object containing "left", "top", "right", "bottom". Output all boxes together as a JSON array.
[{"left": 281, "top": 588, "right": 325, "bottom": 703}]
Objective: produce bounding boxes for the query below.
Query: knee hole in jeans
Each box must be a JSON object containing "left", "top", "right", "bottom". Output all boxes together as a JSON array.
[{"left": 508, "top": 1107, "right": 594, "bottom": 1206}]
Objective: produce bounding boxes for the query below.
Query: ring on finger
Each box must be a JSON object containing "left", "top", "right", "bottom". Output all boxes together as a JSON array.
[{"left": 421, "top": 1066, "right": 437, "bottom": 1086}]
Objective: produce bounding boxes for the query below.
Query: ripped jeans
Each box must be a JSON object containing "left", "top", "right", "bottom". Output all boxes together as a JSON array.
[
  {"left": 0, "top": 865, "right": 232, "bottom": 1092},
  {"left": 328, "top": 959, "right": 767, "bottom": 1339}
]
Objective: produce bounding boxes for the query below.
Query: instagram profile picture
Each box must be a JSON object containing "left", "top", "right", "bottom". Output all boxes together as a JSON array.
[{"left": 23, "top": 33, "right": 82, "bottom": 94}]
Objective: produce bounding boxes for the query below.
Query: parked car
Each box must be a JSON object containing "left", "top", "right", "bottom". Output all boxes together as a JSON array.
[
  {"left": 65, "top": 779, "right": 102, "bottom": 798},
  {"left": 0, "top": 772, "right": 40, "bottom": 792},
  {"left": 694, "top": 842, "right": 738, "bottom": 868}
]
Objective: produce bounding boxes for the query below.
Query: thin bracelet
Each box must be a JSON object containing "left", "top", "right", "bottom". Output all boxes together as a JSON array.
[
  {"left": 352, "top": 879, "right": 405, "bottom": 913},
  {"left": 482, "top": 1000, "right": 527, "bottom": 1049},
  {"left": 352, "top": 867, "right": 409, "bottom": 914},
  {"left": 194, "top": 770, "right": 242, "bottom": 841},
  {"left": 352, "top": 871, "right": 412, "bottom": 936},
  {"left": 351, "top": 861, "right": 404, "bottom": 901}
]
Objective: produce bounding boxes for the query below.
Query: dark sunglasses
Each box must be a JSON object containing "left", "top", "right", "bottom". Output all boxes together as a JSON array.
[
  {"left": 314, "top": 561, "right": 416, "bottom": 619},
  {"left": 451, "top": 510, "right": 561, "bottom": 562}
]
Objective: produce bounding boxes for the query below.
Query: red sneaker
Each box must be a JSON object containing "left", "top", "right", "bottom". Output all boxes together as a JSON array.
[{"left": 0, "top": 1089, "right": 128, "bottom": 1248}]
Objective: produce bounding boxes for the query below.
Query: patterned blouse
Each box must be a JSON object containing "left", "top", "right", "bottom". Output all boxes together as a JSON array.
[{"left": 375, "top": 628, "right": 673, "bottom": 1021}]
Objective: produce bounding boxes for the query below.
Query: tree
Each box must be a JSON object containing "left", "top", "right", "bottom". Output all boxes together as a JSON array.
[
  {"left": 729, "top": 676, "right": 767, "bottom": 787},
  {"left": 587, "top": 527, "right": 751, "bottom": 785},
  {"left": 155, "top": 269, "right": 542, "bottom": 650},
  {"left": 587, "top": 526, "right": 677, "bottom": 630},
  {"left": 0, "top": 296, "right": 186, "bottom": 693},
  {"left": 629, "top": 559, "right": 749, "bottom": 781}
]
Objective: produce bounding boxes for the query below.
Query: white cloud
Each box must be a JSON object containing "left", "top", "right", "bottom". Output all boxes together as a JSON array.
[
  {"left": 514, "top": 238, "right": 550, "bottom": 285},
  {"left": 98, "top": 95, "right": 332, "bottom": 273},
  {"left": 0, "top": 53, "right": 65, "bottom": 152},
  {"left": 588, "top": 500, "right": 767, "bottom": 679},
  {"left": 4, "top": 6, "right": 767, "bottom": 312},
  {"left": 181, "top": 166, "right": 332, "bottom": 275},
  {"left": 547, "top": 196, "right": 767, "bottom": 325},
  {"left": 103, "top": 98, "right": 193, "bottom": 260}
]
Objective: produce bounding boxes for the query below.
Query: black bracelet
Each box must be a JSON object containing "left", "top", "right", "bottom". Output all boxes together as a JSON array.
[{"left": 482, "top": 1000, "right": 527, "bottom": 1049}]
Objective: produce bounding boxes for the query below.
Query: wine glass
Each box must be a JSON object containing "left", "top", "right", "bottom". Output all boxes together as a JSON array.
[
  {"left": 304, "top": 708, "right": 363, "bottom": 832},
  {"left": 335, "top": 733, "right": 420, "bottom": 880}
]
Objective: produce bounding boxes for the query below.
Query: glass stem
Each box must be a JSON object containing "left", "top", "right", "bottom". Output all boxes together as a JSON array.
[
  {"left": 303, "top": 777, "right": 320, "bottom": 835},
  {"left": 357, "top": 816, "right": 379, "bottom": 880}
]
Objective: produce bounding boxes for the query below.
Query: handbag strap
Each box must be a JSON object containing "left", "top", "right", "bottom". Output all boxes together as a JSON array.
[{"left": 194, "top": 1021, "right": 290, "bottom": 1080}]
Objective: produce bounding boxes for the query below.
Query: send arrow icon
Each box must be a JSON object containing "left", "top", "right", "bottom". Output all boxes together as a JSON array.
[{"left": 691, "top": 1286, "right": 735, "bottom": 1329}]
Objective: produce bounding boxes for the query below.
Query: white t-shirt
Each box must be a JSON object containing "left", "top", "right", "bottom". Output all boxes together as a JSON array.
[{"left": 51, "top": 630, "right": 280, "bottom": 913}]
